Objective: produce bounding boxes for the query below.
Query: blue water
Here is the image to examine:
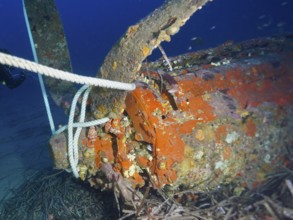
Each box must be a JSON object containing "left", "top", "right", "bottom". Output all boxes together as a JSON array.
[
  {"left": 0, "top": 0, "right": 292, "bottom": 205},
  {"left": 1, "top": 0, "right": 293, "bottom": 74}
]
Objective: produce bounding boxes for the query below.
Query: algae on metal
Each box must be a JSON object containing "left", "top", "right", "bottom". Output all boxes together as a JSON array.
[
  {"left": 24, "top": 0, "right": 76, "bottom": 105},
  {"left": 49, "top": 35, "right": 293, "bottom": 193},
  {"left": 90, "top": 0, "right": 211, "bottom": 118}
]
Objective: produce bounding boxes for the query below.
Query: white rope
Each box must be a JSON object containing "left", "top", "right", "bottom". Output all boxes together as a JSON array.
[
  {"left": 56, "top": 115, "right": 110, "bottom": 177},
  {"left": 73, "top": 86, "right": 92, "bottom": 167},
  {"left": 54, "top": 118, "right": 110, "bottom": 135},
  {"left": 17, "top": 1, "right": 136, "bottom": 178},
  {"left": 67, "top": 85, "right": 87, "bottom": 177},
  {"left": 67, "top": 85, "right": 110, "bottom": 178},
  {"left": 0, "top": 51, "right": 136, "bottom": 178},
  {"left": 0, "top": 41, "right": 136, "bottom": 178},
  {"left": 22, "top": 0, "right": 56, "bottom": 134},
  {"left": 0, "top": 52, "right": 136, "bottom": 91},
  {"left": 0, "top": 52, "right": 136, "bottom": 179}
]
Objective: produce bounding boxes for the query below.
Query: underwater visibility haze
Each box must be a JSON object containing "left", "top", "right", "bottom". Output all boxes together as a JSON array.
[{"left": 0, "top": 0, "right": 293, "bottom": 219}]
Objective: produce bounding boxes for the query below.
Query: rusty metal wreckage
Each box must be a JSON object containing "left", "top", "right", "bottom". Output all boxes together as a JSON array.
[{"left": 25, "top": 0, "right": 293, "bottom": 207}]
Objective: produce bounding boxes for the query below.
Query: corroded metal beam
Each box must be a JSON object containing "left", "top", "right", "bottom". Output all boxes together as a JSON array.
[
  {"left": 91, "top": 0, "right": 211, "bottom": 118},
  {"left": 50, "top": 36, "right": 293, "bottom": 194},
  {"left": 24, "top": 0, "right": 76, "bottom": 106}
]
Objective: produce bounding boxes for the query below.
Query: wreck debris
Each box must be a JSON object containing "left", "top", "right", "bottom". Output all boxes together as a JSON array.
[
  {"left": 91, "top": 0, "right": 212, "bottom": 118},
  {"left": 49, "top": 36, "right": 293, "bottom": 208},
  {"left": 24, "top": 0, "right": 76, "bottom": 106}
]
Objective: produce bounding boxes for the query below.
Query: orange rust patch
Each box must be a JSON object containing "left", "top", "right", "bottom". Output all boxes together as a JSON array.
[
  {"left": 119, "top": 159, "right": 133, "bottom": 176},
  {"left": 132, "top": 172, "right": 145, "bottom": 187},
  {"left": 201, "top": 64, "right": 214, "bottom": 69},
  {"left": 125, "top": 87, "right": 163, "bottom": 143},
  {"left": 215, "top": 125, "right": 228, "bottom": 143},
  {"left": 116, "top": 138, "right": 129, "bottom": 161},
  {"left": 126, "top": 87, "right": 185, "bottom": 187},
  {"left": 93, "top": 135, "right": 115, "bottom": 168},
  {"left": 179, "top": 119, "right": 197, "bottom": 134},
  {"left": 176, "top": 96, "right": 215, "bottom": 123},
  {"left": 137, "top": 156, "right": 150, "bottom": 168},
  {"left": 82, "top": 138, "right": 88, "bottom": 147},
  {"left": 154, "top": 126, "right": 185, "bottom": 163},
  {"left": 181, "top": 69, "right": 188, "bottom": 75},
  {"left": 222, "top": 146, "right": 232, "bottom": 160},
  {"left": 244, "top": 118, "right": 257, "bottom": 137},
  {"left": 227, "top": 63, "right": 293, "bottom": 107},
  {"left": 93, "top": 56, "right": 293, "bottom": 188},
  {"left": 153, "top": 158, "right": 178, "bottom": 186}
]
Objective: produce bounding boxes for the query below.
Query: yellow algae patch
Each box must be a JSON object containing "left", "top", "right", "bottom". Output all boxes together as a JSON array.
[
  {"left": 94, "top": 105, "right": 108, "bottom": 119},
  {"left": 112, "top": 61, "right": 117, "bottom": 70},
  {"left": 236, "top": 109, "right": 250, "bottom": 118},
  {"left": 126, "top": 24, "right": 139, "bottom": 38},
  {"left": 178, "top": 144, "right": 196, "bottom": 177},
  {"left": 195, "top": 129, "right": 205, "bottom": 141},
  {"left": 141, "top": 45, "right": 150, "bottom": 57}
]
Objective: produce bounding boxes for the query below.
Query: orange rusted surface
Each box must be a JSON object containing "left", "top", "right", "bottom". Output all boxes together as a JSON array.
[
  {"left": 243, "top": 118, "right": 256, "bottom": 137},
  {"left": 93, "top": 134, "right": 115, "bottom": 167},
  {"left": 74, "top": 36, "right": 293, "bottom": 190},
  {"left": 125, "top": 87, "right": 186, "bottom": 187}
]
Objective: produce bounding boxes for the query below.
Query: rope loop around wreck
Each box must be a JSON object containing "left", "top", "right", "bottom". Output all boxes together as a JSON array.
[{"left": 0, "top": 51, "right": 135, "bottom": 178}]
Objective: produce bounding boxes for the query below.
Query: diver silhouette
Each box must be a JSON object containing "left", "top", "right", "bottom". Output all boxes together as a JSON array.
[{"left": 0, "top": 49, "right": 26, "bottom": 89}]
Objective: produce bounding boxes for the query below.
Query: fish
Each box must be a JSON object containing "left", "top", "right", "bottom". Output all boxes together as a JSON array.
[
  {"left": 210, "top": 25, "right": 216, "bottom": 30},
  {"left": 191, "top": 36, "right": 204, "bottom": 46},
  {"left": 276, "top": 22, "right": 285, "bottom": 27}
]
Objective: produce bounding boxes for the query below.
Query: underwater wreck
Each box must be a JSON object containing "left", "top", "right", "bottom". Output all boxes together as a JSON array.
[
  {"left": 2, "top": 0, "right": 292, "bottom": 219},
  {"left": 50, "top": 35, "right": 293, "bottom": 193}
]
